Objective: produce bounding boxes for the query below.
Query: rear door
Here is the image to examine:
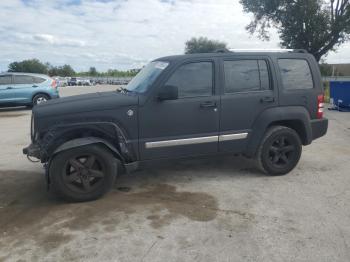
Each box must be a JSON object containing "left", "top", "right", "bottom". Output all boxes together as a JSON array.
[
  {"left": 139, "top": 59, "right": 220, "bottom": 160},
  {"left": 10, "top": 75, "right": 38, "bottom": 103},
  {"left": 219, "top": 56, "right": 278, "bottom": 153}
]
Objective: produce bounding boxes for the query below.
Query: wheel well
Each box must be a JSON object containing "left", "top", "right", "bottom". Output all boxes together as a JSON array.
[
  {"left": 267, "top": 120, "right": 308, "bottom": 145},
  {"left": 44, "top": 127, "right": 121, "bottom": 159},
  {"left": 32, "top": 92, "right": 51, "bottom": 101}
]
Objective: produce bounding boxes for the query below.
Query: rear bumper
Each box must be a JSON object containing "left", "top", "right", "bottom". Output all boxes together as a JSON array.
[{"left": 310, "top": 118, "right": 328, "bottom": 140}]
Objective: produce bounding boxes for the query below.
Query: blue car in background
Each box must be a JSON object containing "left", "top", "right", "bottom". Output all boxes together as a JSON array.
[{"left": 0, "top": 72, "right": 59, "bottom": 107}]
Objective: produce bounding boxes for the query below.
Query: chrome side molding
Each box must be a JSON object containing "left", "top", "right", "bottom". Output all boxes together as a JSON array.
[{"left": 145, "top": 132, "right": 248, "bottom": 149}]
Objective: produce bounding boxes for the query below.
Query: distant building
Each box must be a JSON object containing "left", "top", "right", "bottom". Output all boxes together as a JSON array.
[{"left": 329, "top": 64, "right": 350, "bottom": 76}]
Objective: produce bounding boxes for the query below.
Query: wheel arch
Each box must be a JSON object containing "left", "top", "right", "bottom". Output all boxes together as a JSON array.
[
  {"left": 245, "top": 106, "right": 312, "bottom": 157},
  {"left": 52, "top": 137, "right": 123, "bottom": 161},
  {"left": 38, "top": 122, "right": 136, "bottom": 164},
  {"left": 32, "top": 92, "right": 52, "bottom": 102}
]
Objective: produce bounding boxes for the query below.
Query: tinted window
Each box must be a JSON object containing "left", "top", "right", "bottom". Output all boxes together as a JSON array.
[
  {"left": 224, "top": 60, "right": 260, "bottom": 93},
  {"left": 13, "top": 75, "right": 35, "bottom": 85},
  {"left": 33, "top": 76, "right": 45, "bottom": 83},
  {"left": 278, "top": 59, "right": 313, "bottom": 89},
  {"left": 0, "top": 75, "right": 12, "bottom": 85},
  {"left": 166, "top": 62, "right": 213, "bottom": 98},
  {"left": 258, "top": 60, "right": 270, "bottom": 90}
]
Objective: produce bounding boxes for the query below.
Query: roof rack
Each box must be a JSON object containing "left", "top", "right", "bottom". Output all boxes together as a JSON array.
[{"left": 228, "top": 49, "right": 308, "bottom": 53}]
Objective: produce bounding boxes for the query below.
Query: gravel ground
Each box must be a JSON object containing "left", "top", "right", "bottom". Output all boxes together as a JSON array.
[{"left": 0, "top": 85, "right": 349, "bottom": 262}]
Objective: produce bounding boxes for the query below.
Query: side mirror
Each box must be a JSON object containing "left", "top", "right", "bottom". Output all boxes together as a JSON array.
[{"left": 158, "top": 85, "right": 178, "bottom": 101}]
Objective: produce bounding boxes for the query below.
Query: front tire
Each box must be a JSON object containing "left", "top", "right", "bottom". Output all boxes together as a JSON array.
[
  {"left": 256, "top": 126, "right": 302, "bottom": 176},
  {"left": 49, "top": 145, "right": 117, "bottom": 202}
]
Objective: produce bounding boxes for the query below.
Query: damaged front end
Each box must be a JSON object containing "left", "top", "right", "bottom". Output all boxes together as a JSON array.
[
  {"left": 23, "top": 113, "right": 42, "bottom": 162},
  {"left": 22, "top": 143, "right": 41, "bottom": 161}
]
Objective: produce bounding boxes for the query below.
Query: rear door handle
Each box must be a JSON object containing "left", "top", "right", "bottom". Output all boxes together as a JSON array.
[
  {"left": 260, "top": 97, "right": 275, "bottom": 103},
  {"left": 32, "top": 85, "right": 38, "bottom": 88},
  {"left": 200, "top": 101, "right": 217, "bottom": 108},
  {"left": 6, "top": 87, "right": 13, "bottom": 89}
]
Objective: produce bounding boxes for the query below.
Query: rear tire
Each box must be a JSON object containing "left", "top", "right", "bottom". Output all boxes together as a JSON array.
[
  {"left": 49, "top": 145, "right": 117, "bottom": 202},
  {"left": 256, "top": 126, "right": 302, "bottom": 176},
  {"left": 33, "top": 94, "right": 49, "bottom": 106}
]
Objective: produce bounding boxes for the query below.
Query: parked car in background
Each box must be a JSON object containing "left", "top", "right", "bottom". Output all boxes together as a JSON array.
[
  {"left": 54, "top": 77, "right": 68, "bottom": 87},
  {"left": 68, "top": 77, "right": 77, "bottom": 86},
  {"left": 68, "top": 77, "right": 93, "bottom": 86},
  {"left": 0, "top": 72, "right": 59, "bottom": 107},
  {"left": 78, "top": 78, "right": 93, "bottom": 86}
]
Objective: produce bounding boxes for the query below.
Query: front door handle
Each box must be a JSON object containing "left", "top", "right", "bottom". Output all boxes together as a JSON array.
[
  {"left": 260, "top": 97, "right": 275, "bottom": 103},
  {"left": 200, "top": 101, "right": 217, "bottom": 108},
  {"left": 6, "top": 87, "right": 13, "bottom": 89},
  {"left": 32, "top": 85, "right": 38, "bottom": 88}
]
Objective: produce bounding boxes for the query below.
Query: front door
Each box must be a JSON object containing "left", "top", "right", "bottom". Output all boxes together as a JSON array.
[
  {"left": 139, "top": 60, "right": 220, "bottom": 160},
  {"left": 219, "top": 57, "right": 278, "bottom": 153}
]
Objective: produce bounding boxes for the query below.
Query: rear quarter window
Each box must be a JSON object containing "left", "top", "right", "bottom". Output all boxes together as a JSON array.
[
  {"left": 278, "top": 59, "right": 313, "bottom": 90},
  {"left": 33, "top": 76, "right": 45, "bottom": 83}
]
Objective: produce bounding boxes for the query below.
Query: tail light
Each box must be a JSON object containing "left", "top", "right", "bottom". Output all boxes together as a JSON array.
[
  {"left": 51, "top": 79, "right": 57, "bottom": 89},
  {"left": 317, "top": 94, "right": 324, "bottom": 119}
]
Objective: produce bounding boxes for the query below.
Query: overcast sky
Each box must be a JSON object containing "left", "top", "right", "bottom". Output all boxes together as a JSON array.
[{"left": 1, "top": 0, "right": 350, "bottom": 72}]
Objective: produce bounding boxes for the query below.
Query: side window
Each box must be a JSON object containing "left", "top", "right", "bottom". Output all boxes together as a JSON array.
[
  {"left": 224, "top": 60, "right": 260, "bottom": 93},
  {"left": 33, "top": 76, "right": 45, "bottom": 84},
  {"left": 13, "top": 75, "right": 35, "bottom": 85},
  {"left": 278, "top": 59, "right": 313, "bottom": 90},
  {"left": 0, "top": 75, "right": 12, "bottom": 85},
  {"left": 165, "top": 62, "right": 213, "bottom": 98}
]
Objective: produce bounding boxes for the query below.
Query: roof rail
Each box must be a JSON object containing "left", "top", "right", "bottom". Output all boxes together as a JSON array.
[{"left": 228, "top": 49, "right": 308, "bottom": 53}]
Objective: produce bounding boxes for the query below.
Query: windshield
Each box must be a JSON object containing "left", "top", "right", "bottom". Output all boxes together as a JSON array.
[{"left": 125, "top": 61, "right": 169, "bottom": 93}]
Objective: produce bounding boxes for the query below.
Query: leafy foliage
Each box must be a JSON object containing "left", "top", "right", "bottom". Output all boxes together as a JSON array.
[
  {"left": 8, "top": 59, "right": 48, "bottom": 74},
  {"left": 48, "top": 64, "right": 76, "bottom": 77},
  {"left": 240, "top": 0, "right": 350, "bottom": 61},
  {"left": 185, "top": 37, "right": 228, "bottom": 54},
  {"left": 7, "top": 59, "right": 139, "bottom": 77},
  {"left": 76, "top": 68, "right": 140, "bottom": 77}
]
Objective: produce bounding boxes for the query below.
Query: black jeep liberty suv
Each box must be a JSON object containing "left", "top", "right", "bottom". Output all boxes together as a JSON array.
[{"left": 23, "top": 49, "right": 328, "bottom": 201}]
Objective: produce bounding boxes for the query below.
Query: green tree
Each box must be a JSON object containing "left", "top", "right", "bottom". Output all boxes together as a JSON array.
[
  {"left": 60, "top": 64, "right": 76, "bottom": 77},
  {"left": 88, "top": 67, "right": 98, "bottom": 76},
  {"left": 8, "top": 59, "right": 48, "bottom": 74},
  {"left": 319, "top": 63, "right": 333, "bottom": 76},
  {"left": 48, "top": 64, "right": 75, "bottom": 77},
  {"left": 185, "top": 37, "right": 228, "bottom": 54},
  {"left": 240, "top": 0, "right": 350, "bottom": 61}
]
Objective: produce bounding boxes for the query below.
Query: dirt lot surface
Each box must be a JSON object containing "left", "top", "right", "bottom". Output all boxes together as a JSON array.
[{"left": 0, "top": 85, "right": 350, "bottom": 262}]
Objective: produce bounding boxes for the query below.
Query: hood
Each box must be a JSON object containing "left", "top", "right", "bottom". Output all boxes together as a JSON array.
[{"left": 33, "top": 91, "right": 138, "bottom": 118}]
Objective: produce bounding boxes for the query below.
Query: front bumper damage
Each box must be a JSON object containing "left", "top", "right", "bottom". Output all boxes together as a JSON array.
[{"left": 23, "top": 143, "right": 41, "bottom": 160}]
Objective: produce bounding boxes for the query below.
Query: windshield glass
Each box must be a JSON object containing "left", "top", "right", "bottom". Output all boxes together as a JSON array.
[{"left": 125, "top": 61, "right": 169, "bottom": 93}]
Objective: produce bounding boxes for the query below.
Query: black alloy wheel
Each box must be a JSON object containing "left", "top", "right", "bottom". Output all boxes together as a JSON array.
[
  {"left": 50, "top": 145, "right": 117, "bottom": 202},
  {"left": 257, "top": 126, "right": 302, "bottom": 175}
]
